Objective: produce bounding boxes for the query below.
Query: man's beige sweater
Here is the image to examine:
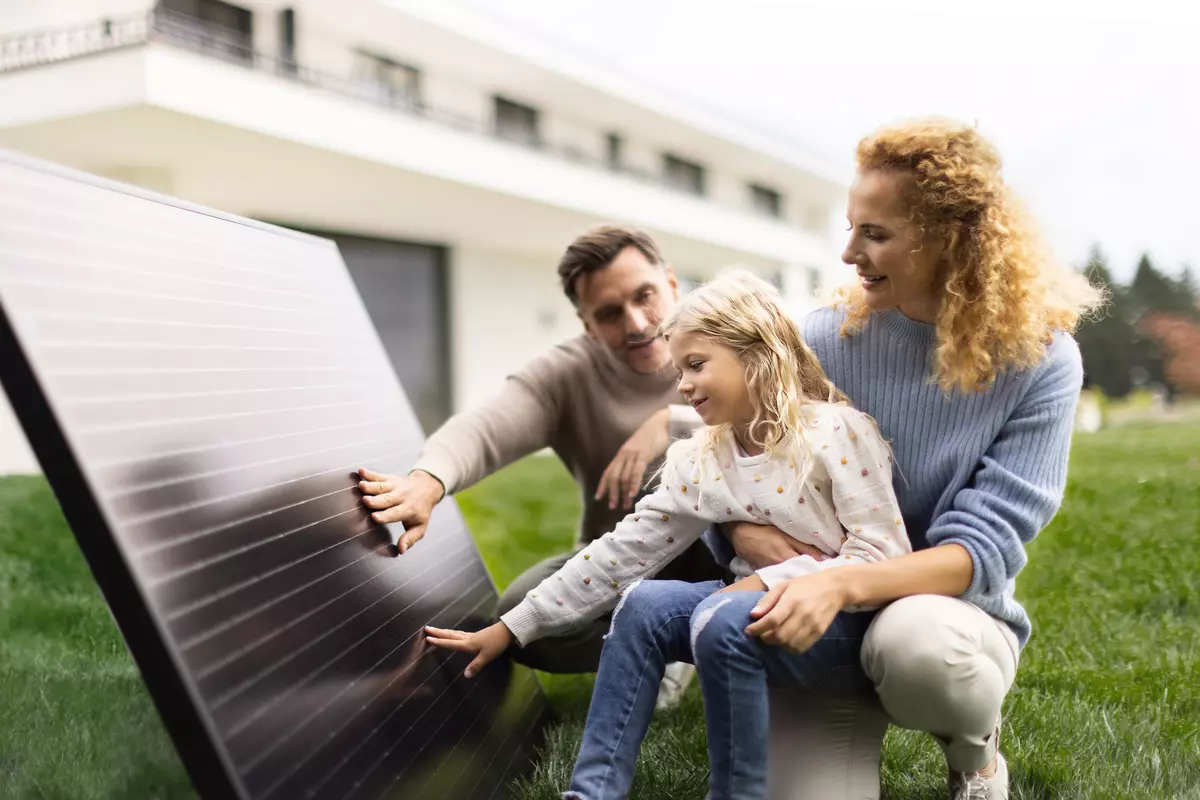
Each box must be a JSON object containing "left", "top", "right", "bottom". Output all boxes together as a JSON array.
[{"left": 412, "top": 335, "right": 700, "bottom": 546}]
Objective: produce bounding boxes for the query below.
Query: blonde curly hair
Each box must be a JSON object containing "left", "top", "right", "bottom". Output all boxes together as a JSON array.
[
  {"left": 660, "top": 269, "right": 856, "bottom": 486},
  {"left": 833, "top": 117, "right": 1105, "bottom": 393}
]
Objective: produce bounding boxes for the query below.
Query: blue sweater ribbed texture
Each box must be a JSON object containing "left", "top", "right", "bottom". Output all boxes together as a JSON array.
[{"left": 799, "top": 306, "right": 1083, "bottom": 648}]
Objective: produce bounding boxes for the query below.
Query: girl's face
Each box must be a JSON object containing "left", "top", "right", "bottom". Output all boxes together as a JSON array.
[
  {"left": 841, "top": 169, "right": 944, "bottom": 323},
  {"left": 669, "top": 331, "right": 753, "bottom": 430}
]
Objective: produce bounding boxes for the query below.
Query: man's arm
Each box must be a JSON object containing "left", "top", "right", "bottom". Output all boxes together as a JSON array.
[
  {"left": 411, "top": 376, "right": 558, "bottom": 497},
  {"left": 595, "top": 402, "right": 704, "bottom": 511},
  {"left": 359, "top": 355, "right": 564, "bottom": 552}
]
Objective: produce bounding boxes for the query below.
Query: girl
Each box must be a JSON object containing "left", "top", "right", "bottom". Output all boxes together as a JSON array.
[{"left": 424, "top": 269, "right": 913, "bottom": 799}]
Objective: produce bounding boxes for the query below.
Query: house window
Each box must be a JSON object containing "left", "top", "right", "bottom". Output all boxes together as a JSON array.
[
  {"left": 278, "top": 8, "right": 296, "bottom": 75},
  {"left": 749, "top": 183, "right": 783, "bottom": 218},
  {"left": 663, "top": 154, "right": 706, "bottom": 196},
  {"left": 157, "top": 0, "right": 253, "bottom": 63},
  {"left": 353, "top": 50, "right": 422, "bottom": 109},
  {"left": 493, "top": 97, "right": 541, "bottom": 147},
  {"left": 606, "top": 133, "right": 623, "bottom": 169}
]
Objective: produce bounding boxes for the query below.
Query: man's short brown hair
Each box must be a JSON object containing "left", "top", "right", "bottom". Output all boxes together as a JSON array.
[{"left": 557, "top": 225, "right": 665, "bottom": 305}]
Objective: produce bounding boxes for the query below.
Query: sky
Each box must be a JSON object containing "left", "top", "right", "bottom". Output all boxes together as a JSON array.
[{"left": 459, "top": 0, "right": 1200, "bottom": 281}]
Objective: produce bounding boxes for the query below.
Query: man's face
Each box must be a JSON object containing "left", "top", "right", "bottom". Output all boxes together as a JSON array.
[{"left": 575, "top": 246, "right": 680, "bottom": 374}]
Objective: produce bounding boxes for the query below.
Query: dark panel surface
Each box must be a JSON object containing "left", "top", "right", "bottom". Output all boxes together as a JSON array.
[{"left": 0, "top": 151, "right": 549, "bottom": 800}]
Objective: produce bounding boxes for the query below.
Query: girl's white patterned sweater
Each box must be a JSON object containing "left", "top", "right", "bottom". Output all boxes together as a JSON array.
[{"left": 499, "top": 402, "right": 912, "bottom": 647}]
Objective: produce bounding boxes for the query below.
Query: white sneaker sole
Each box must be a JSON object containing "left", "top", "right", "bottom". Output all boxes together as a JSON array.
[{"left": 655, "top": 662, "right": 695, "bottom": 711}]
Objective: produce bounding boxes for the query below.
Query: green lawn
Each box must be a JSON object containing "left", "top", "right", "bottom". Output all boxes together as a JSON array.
[{"left": 2, "top": 423, "right": 1198, "bottom": 799}]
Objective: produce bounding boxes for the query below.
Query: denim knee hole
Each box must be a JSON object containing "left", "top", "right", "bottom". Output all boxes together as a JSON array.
[
  {"left": 689, "top": 596, "right": 735, "bottom": 659},
  {"left": 603, "top": 577, "right": 645, "bottom": 641}
]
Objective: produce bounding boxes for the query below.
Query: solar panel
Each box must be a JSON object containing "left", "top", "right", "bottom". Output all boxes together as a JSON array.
[{"left": 0, "top": 150, "right": 551, "bottom": 800}]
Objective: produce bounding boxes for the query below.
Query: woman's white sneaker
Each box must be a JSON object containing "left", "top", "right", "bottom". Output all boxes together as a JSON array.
[
  {"left": 655, "top": 662, "right": 695, "bottom": 710},
  {"left": 949, "top": 751, "right": 1008, "bottom": 800}
]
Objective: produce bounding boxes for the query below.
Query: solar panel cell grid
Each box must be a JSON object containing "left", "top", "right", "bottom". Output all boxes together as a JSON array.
[{"left": 0, "top": 151, "right": 550, "bottom": 800}]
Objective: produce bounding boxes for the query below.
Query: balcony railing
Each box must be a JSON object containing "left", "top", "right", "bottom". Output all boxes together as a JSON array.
[
  {"left": 0, "top": 13, "right": 152, "bottom": 71},
  {"left": 0, "top": 9, "right": 776, "bottom": 212}
]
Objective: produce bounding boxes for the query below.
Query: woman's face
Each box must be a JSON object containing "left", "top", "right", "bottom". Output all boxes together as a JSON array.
[{"left": 841, "top": 169, "right": 943, "bottom": 322}]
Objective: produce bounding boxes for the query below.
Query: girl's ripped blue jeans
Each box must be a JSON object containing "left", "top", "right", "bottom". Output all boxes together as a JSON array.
[{"left": 564, "top": 579, "right": 875, "bottom": 800}]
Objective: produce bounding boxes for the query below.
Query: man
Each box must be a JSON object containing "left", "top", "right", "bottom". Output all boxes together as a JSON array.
[{"left": 358, "top": 224, "right": 822, "bottom": 705}]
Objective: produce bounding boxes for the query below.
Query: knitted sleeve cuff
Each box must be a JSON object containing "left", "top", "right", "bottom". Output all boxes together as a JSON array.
[{"left": 499, "top": 602, "right": 545, "bottom": 648}]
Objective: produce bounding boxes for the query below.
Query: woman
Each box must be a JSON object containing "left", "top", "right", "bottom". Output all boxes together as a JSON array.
[
  {"left": 611, "top": 116, "right": 1103, "bottom": 799},
  {"left": 726, "top": 117, "right": 1103, "bottom": 798}
]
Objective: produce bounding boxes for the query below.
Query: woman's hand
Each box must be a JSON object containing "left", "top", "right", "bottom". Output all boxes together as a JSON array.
[
  {"left": 424, "top": 622, "right": 514, "bottom": 678},
  {"left": 743, "top": 571, "right": 849, "bottom": 652}
]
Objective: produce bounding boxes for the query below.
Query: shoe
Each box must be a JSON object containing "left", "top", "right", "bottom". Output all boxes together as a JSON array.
[
  {"left": 654, "top": 662, "right": 695, "bottom": 711},
  {"left": 949, "top": 751, "right": 1008, "bottom": 800}
]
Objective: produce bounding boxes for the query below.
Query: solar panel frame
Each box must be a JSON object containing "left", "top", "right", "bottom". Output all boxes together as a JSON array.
[{"left": 0, "top": 148, "right": 550, "bottom": 800}]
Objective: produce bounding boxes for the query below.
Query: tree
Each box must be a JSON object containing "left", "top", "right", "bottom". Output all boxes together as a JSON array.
[
  {"left": 1073, "top": 247, "right": 1200, "bottom": 399},
  {"left": 1128, "top": 254, "right": 1195, "bottom": 317},
  {"left": 1124, "top": 254, "right": 1179, "bottom": 391},
  {"left": 1139, "top": 312, "right": 1200, "bottom": 395},
  {"left": 1174, "top": 265, "right": 1199, "bottom": 318},
  {"left": 1075, "top": 246, "right": 1135, "bottom": 397}
]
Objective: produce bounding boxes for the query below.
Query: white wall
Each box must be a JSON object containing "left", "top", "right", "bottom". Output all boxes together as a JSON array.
[
  {"left": 0, "top": 45, "right": 149, "bottom": 129},
  {"left": 251, "top": 4, "right": 280, "bottom": 61},
  {"left": 543, "top": 112, "right": 604, "bottom": 163},
  {"left": 708, "top": 168, "right": 746, "bottom": 211},
  {"left": 129, "top": 46, "right": 832, "bottom": 264},
  {"left": 448, "top": 245, "right": 583, "bottom": 413},
  {"left": 421, "top": 71, "right": 488, "bottom": 124},
  {"left": 614, "top": 137, "right": 658, "bottom": 178}
]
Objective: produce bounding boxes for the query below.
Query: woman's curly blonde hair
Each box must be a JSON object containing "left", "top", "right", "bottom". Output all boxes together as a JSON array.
[{"left": 833, "top": 117, "right": 1106, "bottom": 393}]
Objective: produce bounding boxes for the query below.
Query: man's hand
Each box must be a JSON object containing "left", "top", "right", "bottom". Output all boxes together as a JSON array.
[
  {"left": 357, "top": 468, "right": 444, "bottom": 553},
  {"left": 723, "top": 521, "right": 831, "bottom": 570},
  {"left": 596, "top": 408, "right": 671, "bottom": 511},
  {"left": 744, "top": 570, "right": 848, "bottom": 652},
  {"left": 718, "top": 574, "right": 768, "bottom": 594},
  {"left": 424, "top": 622, "right": 514, "bottom": 678}
]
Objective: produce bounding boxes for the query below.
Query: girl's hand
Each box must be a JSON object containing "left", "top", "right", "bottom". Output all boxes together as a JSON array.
[
  {"left": 424, "top": 622, "right": 514, "bottom": 678},
  {"left": 743, "top": 571, "right": 848, "bottom": 652}
]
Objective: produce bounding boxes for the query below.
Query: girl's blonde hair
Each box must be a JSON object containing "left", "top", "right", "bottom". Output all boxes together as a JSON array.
[
  {"left": 660, "top": 269, "right": 850, "bottom": 481},
  {"left": 834, "top": 117, "right": 1106, "bottom": 393}
]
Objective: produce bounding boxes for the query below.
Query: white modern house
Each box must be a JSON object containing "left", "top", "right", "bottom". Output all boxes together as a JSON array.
[{"left": 0, "top": 0, "right": 849, "bottom": 474}]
